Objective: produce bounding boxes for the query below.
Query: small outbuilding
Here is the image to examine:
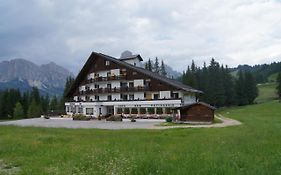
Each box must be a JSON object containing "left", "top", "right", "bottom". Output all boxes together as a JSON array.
[{"left": 174, "top": 102, "right": 216, "bottom": 122}]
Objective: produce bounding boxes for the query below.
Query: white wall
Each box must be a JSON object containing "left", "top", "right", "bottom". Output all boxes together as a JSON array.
[
  {"left": 97, "top": 71, "right": 108, "bottom": 77},
  {"left": 183, "top": 94, "right": 196, "bottom": 104},
  {"left": 79, "top": 86, "right": 85, "bottom": 91},
  {"left": 134, "top": 92, "right": 144, "bottom": 100},
  {"left": 111, "top": 69, "right": 120, "bottom": 76},
  {"left": 134, "top": 79, "right": 144, "bottom": 87},
  {"left": 112, "top": 81, "right": 120, "bottom": 88},
  {"left": 112, "top": 93, "right": 120, "bottom": 100},
  {"left": 123, "top": 59, "right": 141, "bottom": 67},
  {"left": 99, "top": 95, "right": 107, "bottom": 101},
  {"left": 160, "top": 91, "right": 171, "bottom": 99}
]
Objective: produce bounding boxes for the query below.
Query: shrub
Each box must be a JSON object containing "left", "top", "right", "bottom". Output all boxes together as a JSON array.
[
  {"left": 165, "top": 116, "right": 173, "bottom": 122},
  {"left": 106, "top": 115, "right": 122, "bottom": 121},
  {"left": 73, "top": 114, "right": 91, "bottom": 121}
]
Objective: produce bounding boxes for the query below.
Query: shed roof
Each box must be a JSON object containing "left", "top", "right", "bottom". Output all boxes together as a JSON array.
[{"left": 174, "top": 102, "right": 216, "bottom": 110}]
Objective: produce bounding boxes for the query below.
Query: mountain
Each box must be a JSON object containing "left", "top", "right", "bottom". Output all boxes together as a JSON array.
[{"left": 0, "top": 58, "right": 74, "bottom": 96}]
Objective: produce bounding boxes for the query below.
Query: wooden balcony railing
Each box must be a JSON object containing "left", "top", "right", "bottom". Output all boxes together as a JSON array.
[
  {"left": 79, "top": 86, "right": 150, "bottom": 95},
  {"left": 83, "top": 74, "right": 127, "bottom": 84}
]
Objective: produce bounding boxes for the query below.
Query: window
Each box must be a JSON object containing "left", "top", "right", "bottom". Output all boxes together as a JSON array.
[
  {"left": 95, "top": 84, "right": 99, "bottom": 89},
  {"left": 172, "top": 93, "right": 179, "bottom": 99},
  {"left": 105, "top": 60, "right": 110, "bottom": 66},
  {"left": 154, "top": 94, "right": 159, "bottom": 100},
  {"left": 129, "top": 94, "right": 134, "bottom": 100},
  {"left": 95, "top": 95, "right": 99, "bottom": 101},
  {"left": 108, "top": 95, "right": 112, "bottom": 101},
  {"left": 86, "top": 108, "right": 94, "bottom": 115},
  {"left": 107, "top": 84, "right": 111, "bottom": 89},
  {"left": 121, "top": 94, "right": 128, "bottom": 100},
  {"left": 78, "top": 107, "right": 83, "bottom": 114},
  {"left": 107, "top": 71, "right": 111, "bottom": 77},
  {"left": 129, "top": 82, "right": 134, "bottom": 88}
]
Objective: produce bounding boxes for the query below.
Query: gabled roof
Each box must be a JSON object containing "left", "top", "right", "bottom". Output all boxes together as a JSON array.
[
  {"left": 66, "top": 52, "right": 203, "bottom": 97},
  {"left": 174, "top": 102, "right": 216, "bottom": 110},
  {"left": 119, "top": 54, "right": 143, "bottom": 61}
]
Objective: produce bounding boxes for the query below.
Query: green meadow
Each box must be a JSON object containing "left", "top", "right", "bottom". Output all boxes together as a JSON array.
[{"left": 0, "top": 100, "right": 281, "bottom": 175}]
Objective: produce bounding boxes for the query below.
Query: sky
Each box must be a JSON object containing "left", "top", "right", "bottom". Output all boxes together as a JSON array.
[{"left": 1, "top": 0, "right": 281, "bottom": 74}]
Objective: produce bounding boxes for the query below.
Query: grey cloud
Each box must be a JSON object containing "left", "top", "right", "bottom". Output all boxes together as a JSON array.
[{"left": 0, "top": 0, "right": 281, "bottom": 75}]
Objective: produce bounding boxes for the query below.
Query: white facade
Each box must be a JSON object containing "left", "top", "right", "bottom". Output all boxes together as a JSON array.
[{"left": 66, "top": 54, "right": 199, "bottom": 118}]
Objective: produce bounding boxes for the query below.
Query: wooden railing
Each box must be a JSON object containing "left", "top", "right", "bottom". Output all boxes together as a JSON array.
[
  {"left": 83, "top": 74, "right": 127, "bottom": 84},
  {"left": 79, "top": 86, "right": 149, "bottom": 95}
]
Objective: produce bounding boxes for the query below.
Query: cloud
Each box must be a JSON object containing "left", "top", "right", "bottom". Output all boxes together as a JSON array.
[{"left": 0, "top": 0, "right": 281, "bottom": 74}]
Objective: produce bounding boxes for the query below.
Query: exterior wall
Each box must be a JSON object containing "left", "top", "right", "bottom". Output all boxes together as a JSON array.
[
  {"left": 134, "top": 79, "right": 144, "bottom": 87},
  {"left": 65, "top": 99, "right": 181, "bottom": 117},
  {"left": 112, "top": 93, "right": 120, "bottom": 100},
  {"left": 134, "top": 92, "right": 144, "bottom": 100},
  {"left": 123, "top": 59, "right": 141, "bottom": 67},
  {"left": 183, "top": 94, "right": 196, "bottom": 104},
  {"left": 111, "top": 69, "right": 120, "bottom": 76},
  {"left": 111, "top": 81, "right": 120, "bottom": 88},
  {"left": 180, "top": 105, "right": 214, "bottom": 122},
  {"left": 160, "top": 91, "right": 171, "bottom": 99}
]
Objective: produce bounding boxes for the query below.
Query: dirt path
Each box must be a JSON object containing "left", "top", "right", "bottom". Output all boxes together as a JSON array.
[{"left": 153, "top": 114, "right": 241, "bottom": 129}]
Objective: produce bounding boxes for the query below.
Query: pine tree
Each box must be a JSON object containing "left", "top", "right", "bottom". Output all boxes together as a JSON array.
[
  {"left": 59, "top": 76, "right": 75, "bottom": 110},
  {"left": 147, "top": 58, "right": 153, "bottom": 71},
  {"left": 13, "top": 102, "right": 24, "bottom": 119},
  {"left": 244, "top": 72, "right": 258, "bottom": 104},
  {"left": 50, "top": 96, "right": 58, "bottom": 111},
  {"left": 27, "top": 99, "right": 42, "bottom": 118},
  {"left": 21, "top": 92, "right": 30, "bottom": 117},
  {"left": 235, "top": 71, "right": 248, "bottom": 105},
  {"left": 30, "top": 87, "right": 40, "bottom": 104},
  {"left": 276, "top": 72, "right": 281, "bottom": 99},
  {"left": 154, "top": 57, "right": 160, "bottom": 73},
  {"left": 222, "top": 65, "right": 237, "bottom": 106},
  {"left": 160, "top": 60, "right": 167, "bottom": 76}
]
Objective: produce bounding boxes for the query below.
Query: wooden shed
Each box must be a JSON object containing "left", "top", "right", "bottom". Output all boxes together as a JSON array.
[{"left": 174, "top": 102, "right": 216, "bottom": 122}]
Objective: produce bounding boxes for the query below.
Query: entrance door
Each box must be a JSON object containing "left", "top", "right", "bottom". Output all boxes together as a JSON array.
[{"left": 107, "top": 106, "right": 114, "bottom": 115}]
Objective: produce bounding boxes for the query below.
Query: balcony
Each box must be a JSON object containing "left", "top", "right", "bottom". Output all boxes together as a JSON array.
[
  {"left": 83, "top": 74, "right": 126, "bottom": 84},
  {"left": 79, "top": 86, "right": 150, "bottom": 95}
]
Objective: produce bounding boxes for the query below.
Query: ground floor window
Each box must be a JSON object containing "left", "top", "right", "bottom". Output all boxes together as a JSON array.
[
  {"left": 165, "top": 108, "right": 172, "bottom": 114},
  {"left": 131, "top": 108, "right": 138, "bottom": 114},
  {"left": 117, "top": 108, "right": 123, "bottom": 114},
  {"left": 156, "top": 108, "right": 163, "bottom": 114},
  {"left": 86, "top": 108, "right": 93, "bottom": 115},
  {"left": 140, "top": 108, "right": 146, "bottom": 114},
  {"left": 124, "top": 108, "right": 130, "bottom": 114},
  {"left": 78, "top": 107, "right": 83, "bottom": 114},
  {"left": 147, "top": 107, "right": 154, "bottom": 114}
]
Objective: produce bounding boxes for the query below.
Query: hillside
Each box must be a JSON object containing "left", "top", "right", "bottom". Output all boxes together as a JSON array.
[
  {"left": 0, "top": 59, "right": 74, "bottom": 96},
  {"left": 230, "top": 61, "right": 281, "bottom": 83}
]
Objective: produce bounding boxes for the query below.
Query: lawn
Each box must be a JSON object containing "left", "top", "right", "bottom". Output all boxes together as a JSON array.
[
  {"left": 0, "top": 101, "right": 281, "bottom": 175},
  {"left": 255, "top": 83, "right": 278, "bottom": 103}
]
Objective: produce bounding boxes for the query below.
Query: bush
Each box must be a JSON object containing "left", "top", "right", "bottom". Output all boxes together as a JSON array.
[
  {"left": 165, "top": 116, "right": 173, "bottom": 122},
  {"left": 106, "top": 115, "right": 122, "bottom": 121},
  {"left": 73, "top": 114, "right": 91, "bottom": 121}
]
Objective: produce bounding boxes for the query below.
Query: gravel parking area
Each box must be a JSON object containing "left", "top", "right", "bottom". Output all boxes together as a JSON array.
[
  {"left": 0, "top": 115, "right": 241, "bottom": 130},
  {"left": 0, "top": 118, "right": 165, "bottom": 130}
]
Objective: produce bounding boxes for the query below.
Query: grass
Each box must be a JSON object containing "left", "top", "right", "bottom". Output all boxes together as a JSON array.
[
  {"left": 157, "top": 116, "right": 222, "bottom": 126},
  {"left": 255, "top": 82, "right": 278, "bottom": 103},
  {"left": 1, "top": 101, "right": 281, "bottom": 174}
]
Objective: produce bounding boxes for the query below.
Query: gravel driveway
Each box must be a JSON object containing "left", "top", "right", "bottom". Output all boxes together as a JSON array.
[{"left": 0, "top": 115, "right": 241, "bottom": 130}]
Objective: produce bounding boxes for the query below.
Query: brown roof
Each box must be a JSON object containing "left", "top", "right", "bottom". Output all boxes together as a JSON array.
[
  {"left": 66, "top": 52, "right": 203, "bottom": 97},
  {"left": 173, "top": 102, "right": 216, "bottom": 110}
]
